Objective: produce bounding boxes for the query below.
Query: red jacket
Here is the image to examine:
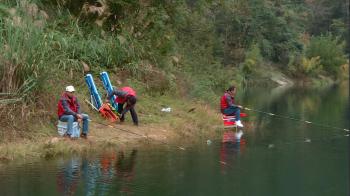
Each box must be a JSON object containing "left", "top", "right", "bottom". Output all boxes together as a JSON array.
[
  {"left": 220, "top": 92, "right": 234, "bottom": 111},
  {"left": 57, "top": 93, "right": 79, "bottom": 118},
  {"left": 115, "top": 87, "right": 136, "bottom": 104}
]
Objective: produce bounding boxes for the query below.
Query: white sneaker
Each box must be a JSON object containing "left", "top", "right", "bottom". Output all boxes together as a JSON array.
[{"left": 235, "top": 120, "right": 244, "bottom": 128}]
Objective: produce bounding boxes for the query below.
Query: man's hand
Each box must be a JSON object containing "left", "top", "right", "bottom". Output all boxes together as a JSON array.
[
  {"left": 76, "top": 114, "right": 83, "bottom": 119},
  {"left": 76, "top": 114, "right": 83, "bottom": 123}
]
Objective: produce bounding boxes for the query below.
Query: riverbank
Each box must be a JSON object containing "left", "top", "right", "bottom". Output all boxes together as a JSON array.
[{"left": 0, "top": 95, "right": 223, "bottom": 163}]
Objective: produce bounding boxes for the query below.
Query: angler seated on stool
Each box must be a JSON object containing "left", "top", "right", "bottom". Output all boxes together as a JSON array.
[
  {"left": 220, "top": 85, "right": 243, "bottom": 128},
  {"left": 57, "top": 85, "right": 89, "bottom": 139}
]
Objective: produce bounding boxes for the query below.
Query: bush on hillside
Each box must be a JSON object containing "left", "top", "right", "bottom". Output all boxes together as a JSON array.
[
  {"left": 299, "top": 56, "right": 323, "bottom": 76},
  {"left": 241, "top": 44, "right": 263, "bottom": 77},
  {"left": 306, "top": 34, "right": 347, "bottom": 76}
]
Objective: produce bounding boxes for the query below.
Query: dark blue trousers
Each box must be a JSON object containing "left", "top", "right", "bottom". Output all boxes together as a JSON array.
[
  {"left": 118, "top": 103, "right": 139, "bottom": 125},
  {"left": 223, "top": 106, "right": 241, "bottom": 121}
]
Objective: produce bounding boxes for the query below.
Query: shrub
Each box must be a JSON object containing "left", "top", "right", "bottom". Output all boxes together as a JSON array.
[
  {"left": 306, "top": 34, "right": 347, "bottom": 76},
  {"left": 241, "top": 44, "right": 263, "bottom": 76},
  {"left": 300, "top": 56, "right": 323, "bottom": 76}
]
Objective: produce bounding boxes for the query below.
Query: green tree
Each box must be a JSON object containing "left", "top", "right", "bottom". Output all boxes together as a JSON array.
[{"left": 306, "top": 34, "right": 347, "bottom": 76}]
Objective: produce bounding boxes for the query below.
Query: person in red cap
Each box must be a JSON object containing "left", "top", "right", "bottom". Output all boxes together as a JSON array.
[{"left": 106, "top": 86, "right": 138, "bottom": 126}]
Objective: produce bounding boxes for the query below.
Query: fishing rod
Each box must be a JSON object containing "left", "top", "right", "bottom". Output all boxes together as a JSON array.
[
  {"left": 243, "top": 107, "right": 349, "bottom": 132},
  {"left": 85, "top": 99, "right": 99, "bottom": 111}
]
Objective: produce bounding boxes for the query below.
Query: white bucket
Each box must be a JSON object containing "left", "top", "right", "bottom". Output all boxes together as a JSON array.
[{"left": 57, "top": 121, "right": 80, "bottom": 138}]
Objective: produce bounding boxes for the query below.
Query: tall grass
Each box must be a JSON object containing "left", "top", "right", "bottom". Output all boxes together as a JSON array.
[
  {"left": 0, "top": 9, "right": 46, "bottom": 98},
  {"left": 0, "top": 1, "right": 177, "bottom": 139},
  {"left": 0, "top": 2, "right": 140, "bottom": 96}
]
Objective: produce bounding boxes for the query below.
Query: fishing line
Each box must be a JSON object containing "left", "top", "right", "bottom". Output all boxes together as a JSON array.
[
  {"left": 266, "top": 133, "right": 348, "bottom": 147},
  {"left": 217, "top": 133, "right": 348, "bottom": 167},
  {"left": 244, "top": 107, "right": 349, "bottom": 132},
  {"left": 90, "top": 120, "right": 186, "bottom": 151}
]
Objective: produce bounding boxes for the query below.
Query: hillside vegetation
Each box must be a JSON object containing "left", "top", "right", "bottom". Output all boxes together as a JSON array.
[{"left": 0, "top": 0, "right": 348, "bottom": 140}]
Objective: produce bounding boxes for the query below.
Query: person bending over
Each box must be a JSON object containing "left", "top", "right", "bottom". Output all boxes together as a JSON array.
[{"left": 106, "top": 86, "right": 138, "bottom": 126}]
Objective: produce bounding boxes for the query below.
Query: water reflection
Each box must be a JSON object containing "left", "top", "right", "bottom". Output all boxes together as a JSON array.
[
  {"left": 81, "top": 158, "right": 100, "bottom": 196},
  {"left": 220, "top": 130, "right": 246, "bottom": 174},
  {"left": 56, "top": 149, "right": 138, "bottom": 196},
  {"left": 56, "top": 157, "right": 81, "bottom": 195},
  {"left": 81, "top": 152, "right": 117, "bottom": 196},
  {"left": 116, "top": 149, "right": 137, "bottom": 194}
]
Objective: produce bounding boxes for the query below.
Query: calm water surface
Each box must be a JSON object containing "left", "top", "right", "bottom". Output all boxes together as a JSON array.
[{"left": 0, "top": 83, "right": 348, "bottom": 196}]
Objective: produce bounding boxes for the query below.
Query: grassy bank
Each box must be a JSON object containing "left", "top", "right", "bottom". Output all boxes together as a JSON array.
[{"left": 0, "top": 91, "right": 224, "bottom": 162}]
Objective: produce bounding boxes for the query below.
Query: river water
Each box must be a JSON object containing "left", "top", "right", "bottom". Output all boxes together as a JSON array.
[{"left": 0, "top": 83, "right": 348, "bottom": 196}]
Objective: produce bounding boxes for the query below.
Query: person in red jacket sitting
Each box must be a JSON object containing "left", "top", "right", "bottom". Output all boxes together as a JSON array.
[
  {"left": 106, "top": 86, "right": 138, "bottom": 126},
  {"left": 57, "top": 85, "right": 89, "bottom": 138},
  {"left": 220, "top": 86, "right": 244, "bottom": 127}
]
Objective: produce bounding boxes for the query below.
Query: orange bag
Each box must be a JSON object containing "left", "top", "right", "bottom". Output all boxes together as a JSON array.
[{"left": 99, "top": 103, "right": 119, "bottom": 122}]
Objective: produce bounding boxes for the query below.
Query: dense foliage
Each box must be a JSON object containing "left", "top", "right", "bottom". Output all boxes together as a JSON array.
[{"left": 0, "top": 0, "right": 348, "bottom": 133}]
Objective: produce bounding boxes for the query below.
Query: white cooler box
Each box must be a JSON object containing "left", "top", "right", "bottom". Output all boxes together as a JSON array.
[{"left": 57, "top": 121, "right": 80, "bottom": 138}]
